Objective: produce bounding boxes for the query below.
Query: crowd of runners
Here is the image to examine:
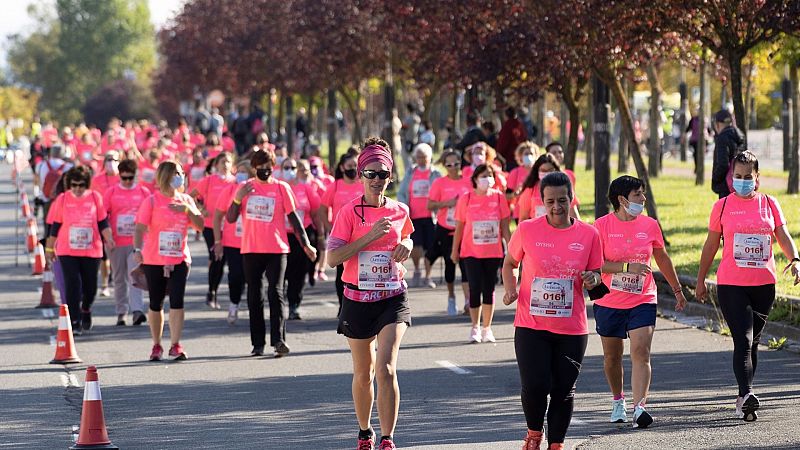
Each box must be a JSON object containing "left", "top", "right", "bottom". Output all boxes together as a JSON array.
[{"left": 24, "top": 114, "right": 800, "bottom": 450}]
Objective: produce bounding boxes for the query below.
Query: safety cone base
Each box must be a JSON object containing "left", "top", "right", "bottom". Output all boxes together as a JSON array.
[
  {"left": 49, "top": 356, "right": 82, "bottom": 364},
  {"left": 69, "top": 443, "right": 119, "bottom": 449}
]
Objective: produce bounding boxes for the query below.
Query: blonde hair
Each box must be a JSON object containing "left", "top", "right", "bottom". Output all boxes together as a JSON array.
[
  {"left": 156, "top": 160, "right": 182, "bottom": 193},
  {"left": 515, "top": 141, "right": 540, "bottom": 158}
]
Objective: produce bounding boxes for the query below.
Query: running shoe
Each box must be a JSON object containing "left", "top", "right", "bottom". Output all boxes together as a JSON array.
[
  {"left": 168, "top": 343, "right": 187, "bottom": 361},
  {"left": 356, "top": 429, "right": 375, "bottom": 450},
  {"left": 116, "top": 314, "right": 126, "bottom": 326},
  {"left": 100, "top": 286, "right": 111, "bottom": 297},
  {"left": 149, "top": 344, "right": 164, "bottom": 361},
  {"left": 521, "top": 430, "right": 542, "bottom": 450},
  {"left": 411, "top": 271, "right": 421, "bottom": 288},
  {"left": 447, "top": 295, "right": 457, "bottom": 316},
  {"left": 741, "top": 393, "right": 760, "bottom": 422},
  {"left": 610, "top": 398, "right": 628, "bottom": 423},
  {"left": 482, "top": 327, "right": 496, "bottom": 343},
  {"left": 288, "top": 308, "right": 302, "bottom": 320},
  {"left": 633, "top": 403, "right": 653, "bottom": 428},
  {"left": 274, "top": 341, "right": 291, "bottom": 358},
  {"left": 377, "top": 439, "right": 396, "bottom": 450},
  {"left": 227, "top": 303, "right": 239, "bottom": 325},
  {"left": 132, "top": 310, "right": 147, "bottom": 325},
  {"left": 206, "top": 292, "right": 220, "bottom": 310},
  {"left": 317, "top": 270, "right": 328, "bottom": 281},
  {"left": 71, "top": 320, "right": 83, "bottom": 336},
  {"left": 424, "top": 277, "right": 437, "bottom": 288},
  {"left": 469, "top": 326, "right": 482, "bottom": 344},
  {"left": 251, "top": 345, "right": 265, "bottom": 356},
  {"left": 81, "top": 310, "right": 93, "bottom": 332}
]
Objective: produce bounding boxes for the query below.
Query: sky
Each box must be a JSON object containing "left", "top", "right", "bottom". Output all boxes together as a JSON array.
[{"left": 0, "top": 0, "right": 186, "bottom": 67}]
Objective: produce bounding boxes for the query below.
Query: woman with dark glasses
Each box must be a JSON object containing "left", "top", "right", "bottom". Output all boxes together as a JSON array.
[
  {"left": 327, "top": 138, "right": 413, "bottom": 450},
  {"left": 45, "top": 166, "right": 115, "bottom": 334},
  {"left": 91, "top": 150, "right": 121, "bottom": 298}
]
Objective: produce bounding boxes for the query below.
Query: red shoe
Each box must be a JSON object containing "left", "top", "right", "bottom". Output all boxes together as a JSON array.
[
  {"left": 169, "top": 343, "right": 187, "bottom": 360},
  {"left": 356, "top": 436, "right": 374, "bottom": 450},
  {"left": 548, "top": 444, "right": 564, "bottom": 450},
  {"left": 522, "top": 430, "right": 543, "bottom": 450},
  {"left": 377, "top": 439, "right": 395, "bottom": 450},
  {"left": 149, "top": 344, "right": 164, "bottom": 361}
]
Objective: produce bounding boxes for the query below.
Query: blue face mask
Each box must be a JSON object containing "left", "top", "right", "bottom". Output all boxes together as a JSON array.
[
  {"left": 624, "top": 200, "right": 645, "bottom": 217},
  {"left": 282, "top": 169, "right": 297, "bottom": 181},
  {"left": 235, "top": 173, "right": 248, "bottom": 184},
  {"left": 733, "top": 178, "right": 756, "bottom": 196},
  {"left": 171, "top": 174, "right": 185, "bottom": 189},
  {"left": 522, "top": 154, "right": 535, "bottom": 167}
]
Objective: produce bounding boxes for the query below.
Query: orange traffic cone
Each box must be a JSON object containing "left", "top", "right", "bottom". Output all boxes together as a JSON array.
[
  {"left": 70, "top": 366, "right": 118, "bottom": 450},
  {"left": 36, "top": 270, "right": 59, "bottom": 309},
  {"left": 32, "top": 243, "right": 45, "bottom": 275},
  {"left": 50, "top": 304, "right": 81, "bottom": 364},
  {"left": 25, "top": 218, "right": 38, "bottom": 253},
  {"left": 20, "top": 191, "right": 31, "bottom": 218}
]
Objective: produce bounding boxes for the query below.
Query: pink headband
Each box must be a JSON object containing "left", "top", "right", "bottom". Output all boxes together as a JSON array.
[{"left": 357, "top": 144, "right": 393, "bottom": 173}]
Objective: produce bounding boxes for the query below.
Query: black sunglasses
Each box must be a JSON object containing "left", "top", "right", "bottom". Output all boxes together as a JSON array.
[
  {"left": 361, "top": 170, "right": 391, "bottom": 180},
  {"left": 445, "top": 162, "right": 461, "bottom": 168},
  {"left": 283, "top": 166, "right": 297, "bottom": 171},
  {"left": 120, "top": 175, "right": 135, "bottom": 181},
  {"left": 70, "top": 183, "right": 87, "bottom": 188}
]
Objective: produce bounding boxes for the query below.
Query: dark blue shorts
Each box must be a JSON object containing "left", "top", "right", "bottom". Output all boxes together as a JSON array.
[{"left": 593, "top": 303, "right": 657, "bottom": 339}]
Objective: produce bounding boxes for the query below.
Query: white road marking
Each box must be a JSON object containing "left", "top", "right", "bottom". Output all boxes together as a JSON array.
[
  {"left": 41, "top": 308, "right": 55, "bottom": 318},
  {"left": 60, "top": 374, "right": 80, "bottom": 387},
  {"left": 570, "top": 418, "right": 588, "bottom": 426},
  {"left": 49, "top": 335, "right": 56, "bottom": 346},
  {"left": 436, "top": 360, "right": 473, "bottom": 375},
  {"left": 322, "top": 302, "right": 337, "bottom": 308}
]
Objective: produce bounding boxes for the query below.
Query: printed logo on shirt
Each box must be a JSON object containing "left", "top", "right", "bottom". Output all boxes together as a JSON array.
[
  {"left": 608, "top": 233, "right": 624, "bottom": 238},
  {"left": 568, "top": 242, "right": 585, "bottom": 252},
  {"left": 369, "top": 253, "right": 391, "bottom": 265},
  {"left": 636, "top": 232, "right": 648, "bottom": 240},
  {"left": 729, "top": 210, "right": 746, "bottom": 215},
  {"left": 536, "top": 242, "right": 555, "bottom": 248}
]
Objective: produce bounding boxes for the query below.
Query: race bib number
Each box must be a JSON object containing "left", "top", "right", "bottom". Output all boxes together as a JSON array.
[
  {"left": 141, "top": 169, "right": 155, "bottom": 183},
  {"left": 472, "top": 220, "right": 499, "bottom": 245},
  {"left": 69, "top": 226, "right": 93, "bottom": 250},
  {"left": 358, "top": 251, "right": 401, "bottom": 290},
  {"left": 158, "top": 231, "right": 183, "bottom": 257},
  {"left": 733, "top": 233, "right": 770, "bottom": 268},
  {"left": 245, "top": 195, "right": 275, "bottom": 222},
  {"left": 412, "top": 180, "right": 430, "bottom": 198},
  {"left": 116, "top": 214, "right": 136, "bottom": 237},
  {"left": 610, "top": 272, "right": 645, "bottom": 295},
  {"left": 445, "top": 207, "right": 456, "bottom": 228},
  {"left": 535, "top": 205, "right": 546, "bottom": 218},
  {"left": 530, "top": 278, "right": 573, "bottom": 317},
  {"left": 82, "top": 151, "right": 92, "bottom": 162},
  {"left": 190, "top": 167, "right": 205, "bottom": 181},
  {"left": 235, "top": 216, "right": 243, "bottom": 237}
]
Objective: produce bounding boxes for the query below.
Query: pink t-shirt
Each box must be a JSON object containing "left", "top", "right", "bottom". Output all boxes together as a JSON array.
[
  {"left": 594, "top": 213, "right": 664, "bottom": 309},
  {"left": 507, "top": 166, "right": 530, "bottom": 192},
  {"left": 518, "top": 182, "right": 578, "bottom": 220},
  {"left": 215, "top": 183, "right": 243, "bottom": 249},
  {"left": 135, "top": 191, "right": 196, "bottom": 266},
  {"left": 330, "top": 197, "right": 414, "bottom": 290},
  {"left": 188, "top": 163, "right": 207, "bottom": 190},
  {"left": 321, "top": 179, "right": 363, "bottom": 225},
  {"left": 509, "top": 216, "right": 604, "bottom": 335},
  {"left": 195, "top": 174, "right": 235, "bottom": 228},
  {"left": 288, "top": 182, "right": 321, "bottom": 231},
  {"left": 407, "top": 168, "right": 433, "bottom": 219},
  {"left": 103, "top": 184, "right": 151, "bottom": 247},
  {"left": 139, "top": 161, "right": 158, "bottom": 192},
  {"left": 50, "top": 191, "right": 107, "bottom": 258},
  {"left": 709, "top": 193, "right": 785, "bottom": 286},
  {"left": 455, "top": 189, "right": 510, "bottom": 259},
  {"left": 239, "top": 180, "right": 296, "bottom": 254},
  {"left": 429, "top": 176, "right": 471, "bottom": 231},
  {"left": 91, "top": 172, "right": 120, "bottom": 198}
]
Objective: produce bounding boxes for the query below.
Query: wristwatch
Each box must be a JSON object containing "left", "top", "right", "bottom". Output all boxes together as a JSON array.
[{"left": 133, "top": 248, "right": 142, "bottom": 253}]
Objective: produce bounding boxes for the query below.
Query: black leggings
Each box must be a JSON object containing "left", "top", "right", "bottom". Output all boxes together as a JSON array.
[
  {"left": 462, "top": 257, "right": 502, "bottom": 307},
  {"left": 202, "top": 227, "right": 225, "bottom": 295},
  {"left": 243, "top": 253, "right": 287, "bottom": 347},
  {"left": 142, "top": 263, "right": 189, "bottom": 311},
  {"left": 336, "top": 263, "right": 345, "bottom": 315},
  {"left": 515, "top": 327, "right": 588, "bottom": 444},
  {"left": 59, "top": 256, "right": 100, "bottom": 321},
  {"left": 223, "top": 247, "right": 245, "bottom": 305},
  {"left": 717, "top": 284, "right": 775, "bottom": 397},
  {"left": 286, "top": 227, "right": 316, "bottom": 310},
  {"left": 426, "top": 225, "right": 467, "bottom": 284}
]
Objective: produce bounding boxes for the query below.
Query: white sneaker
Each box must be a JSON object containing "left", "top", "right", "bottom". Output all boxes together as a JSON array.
[
  {"left": 469, "top": 326, "right": 481, "bottom": 343},
  {"left": 481, "top": 327, "right": 496, "bottom": 343},
  {"left": 447, "top": 295, "right": 457, "bottom": 316},
  {"left": 424, "top": 277, "right": 437, "bottom": 289},
  {"left": 632, "top": 403, "right": 652, "bottom": 428},
  {"left": 610, "top": 398, "right": 628, "bottom": 423},
  {"left": 735, "top": 396, "right": 744, "bottom": 419},
  {"left": 100, "top": 287, "right": 111, "bottom": 297},
  {"left": 740, "top": 393, "right": 760, "bottom": 422},
  {"left": 227, "top": 303, "right": 239, "bottom": 325}
]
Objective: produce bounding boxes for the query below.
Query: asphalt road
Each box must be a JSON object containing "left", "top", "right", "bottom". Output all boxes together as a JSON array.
[{"left": 1, "top": 164, "right": 799, "bottom": 450}]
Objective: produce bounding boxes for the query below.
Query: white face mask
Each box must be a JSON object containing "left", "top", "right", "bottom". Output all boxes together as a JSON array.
[
  {"left": 472, "top": 154, "right": 486, "bottom": 166},
  {"left": 477, "top": 176, "right": 494, "bottom": 190},
  {"left": 522, "top": 154, "right": 535, "bottom": 167}
]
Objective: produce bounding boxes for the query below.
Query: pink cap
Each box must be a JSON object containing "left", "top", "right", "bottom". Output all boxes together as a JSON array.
[{"left": 357, "top": 144, "right": 393, "bottom": 173}]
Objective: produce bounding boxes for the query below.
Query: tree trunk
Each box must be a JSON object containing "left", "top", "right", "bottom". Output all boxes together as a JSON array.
[
  {"left": 697, "top": 54, "right": 707, "bottom": 186},
  {"left": 783, "top": 67, "right": 792, "bottom": 172},
  {"left": 605, "top": 73, "right": 661, "bottom": 225},
  {"left": 327, "top": 89, "right": 338, "bottom": 171},
  {"left": 338, "top": 88, "right": 363, "bottom": 144},
  {"left": 537, "top": 95, "right": 546, "bottom": 146},
  {"left": 276, "top": 91, "right": 285, "bottom": 142},
  {"left": 560, "top": 79, "right": 585, "bottom": 171},
  {"left": 646, "top": 65, "right": 662, "bottom": 177},
  {"left": 728, "top": 51, "right": 748, "bottom": 139},
  {"left": 586, "top": 85, "right": 594, "bottom": 171},
  {"left": 618, "top": 79, "right": 629, "bottom": 173},
  {"left": 285, "top": 95, "right": 295, "bottom": 154},
  {"left": 789, "top": 64, "right": 799, "bottom": 194},
  {"left": 679, "top": 67, "right": 688, "bottom": 162},
  {"left": 593, "top": 76, "right": 612, "bottom": 219}
]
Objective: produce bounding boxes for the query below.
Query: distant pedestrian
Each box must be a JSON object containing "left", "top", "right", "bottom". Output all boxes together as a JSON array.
[
  {"left": 711, "top": 109, "right": 745, "bottom": 199},
  {"left": 497, "top": 106, "right": 528, "bottom": 171}
]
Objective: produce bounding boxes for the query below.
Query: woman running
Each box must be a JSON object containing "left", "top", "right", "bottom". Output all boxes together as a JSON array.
[
  {"left": 92, "top": 151, "right": 121, "bottom": 298},
  {"left": 397, "top": 143, "right": 441, "bottom": 288},
  {"left": 696, "top": 151, "right": 800, "bottom": 422},
  {"left": 213, "top": 161, "right": 251, "bottom": 324},
  {"left": 45, "top": 166, "right": 115, "bottom": 334},
  {"left": 501, "top": 172, "right": 606, "bottom": 450},
  {"left": 451, "top": 163, "right": 511, "bottom": 343},
  {"left": 134, "top": 161, "right": 204, "bottom": 361},
  {"left": 104, "top": 159, "right": 151, "bottom": 326},
  {"left": 517, "top": 154, "right": 580, "bottom": 221},
  {"left": 321, "top": 149, "right": 364, "bottom": 315},
  {"left": 226, "top": 150, "right": 316, "bottom": 357},
  {"left": 594, "top": 175, "right": 686, "bottom": 427},
  {"left": 426, "top": 150, "right": 471, "bottom": 315},
  {"left": 190, "top": 152, "right": 235, "bottom": 309},
  {"left": 326, "top": 138, "right": 413, "bottom": 450}
]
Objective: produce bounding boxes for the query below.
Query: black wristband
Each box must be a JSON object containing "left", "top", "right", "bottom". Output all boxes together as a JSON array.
[{"left": 587, "top": 282, "right": 610, "bottom": 301}]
